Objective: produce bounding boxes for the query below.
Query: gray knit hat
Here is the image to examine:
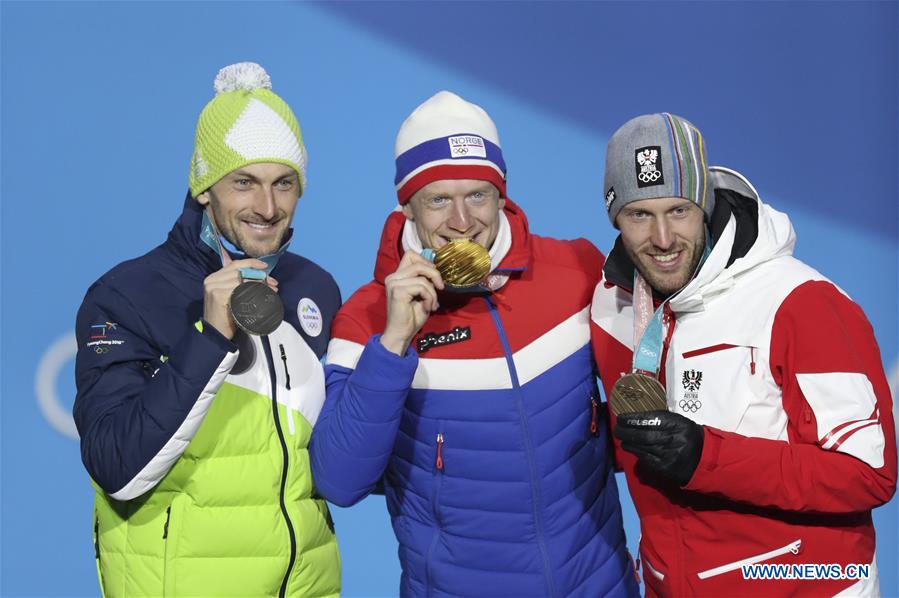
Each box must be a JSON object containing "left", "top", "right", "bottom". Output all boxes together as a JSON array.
[{"left": 603, "top": 113, "right": 713, "bottom": 226}]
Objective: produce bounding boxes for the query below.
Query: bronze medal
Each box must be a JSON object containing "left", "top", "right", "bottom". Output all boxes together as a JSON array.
[
  {"left": 609, "top": 372, "right": 668, "bottom": 416},
  {"left": 229, "top": 281, "right": 283, "bottom": 336},
  {"left": 433, "top": 239, "right": 492, "bottom": 291}
]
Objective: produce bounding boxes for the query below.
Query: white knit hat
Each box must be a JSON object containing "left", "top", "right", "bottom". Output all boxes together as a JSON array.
[{"left": 393, "top": 91, "right": 506, "bottom": 204}]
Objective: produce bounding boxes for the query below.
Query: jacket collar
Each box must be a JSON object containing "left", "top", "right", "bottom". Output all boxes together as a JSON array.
[
  {"left": 165, "top": 191, "right": 296, "bottom": 278},
  {"left": 164, "top": 192, "right": 222, "bottom": 276}
]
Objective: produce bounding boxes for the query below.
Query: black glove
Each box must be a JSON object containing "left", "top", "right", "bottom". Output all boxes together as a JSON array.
[{"left": 614, "top": 411, "right": 704, "bottom": 486}]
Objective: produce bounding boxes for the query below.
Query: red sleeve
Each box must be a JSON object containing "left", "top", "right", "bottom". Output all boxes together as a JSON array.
[{"left": 685, "top": 281, "right": 897, "bottom": 513}]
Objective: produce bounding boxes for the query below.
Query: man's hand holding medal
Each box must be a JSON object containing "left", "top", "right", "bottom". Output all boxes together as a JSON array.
[
  {"left": 380, "top": 239, "right": 492, "bottom": 356},
  {"left": 609, "top": 274, "right": 704, "bottom": 486},
  {"left": 203, "top": 259, "right": 280, "bottom": 340},
  {"left": 381, "top": 252, "right": 445, "bottom": 356}
]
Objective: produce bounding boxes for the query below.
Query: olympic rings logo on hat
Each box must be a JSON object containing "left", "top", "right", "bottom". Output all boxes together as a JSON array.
[
  {"left": 638, "top": 171, "right": 663, "bottom": 183},
  {"left": 634, "top": 145, "right": 665, "bottom": 189}
]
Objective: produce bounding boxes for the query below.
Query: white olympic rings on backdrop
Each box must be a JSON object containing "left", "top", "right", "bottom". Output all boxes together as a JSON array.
[{"left": 35, "top": 332, "right": 79, "bottom": 439}]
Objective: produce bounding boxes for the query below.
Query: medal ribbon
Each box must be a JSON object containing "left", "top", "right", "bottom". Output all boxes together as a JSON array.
[
  {"left": 200, "top": 211, "right": 290, "bottom": 279},
  {"left": 631, "top": 274, "right": 668, "bottom": 376}
]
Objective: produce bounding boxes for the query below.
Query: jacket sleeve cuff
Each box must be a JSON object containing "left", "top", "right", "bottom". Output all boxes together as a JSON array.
[
  {"left": 348, "top": 334, "right": 419, "bottom": 392},
  {"left": 683, "top": 425, "right": 723, "bottom": 490},
  {"left": 195, "top": 319, "right": 238, "bottom": 351},
  {"left": 165, "top": 319, "right": 238, "bottom": 384}
]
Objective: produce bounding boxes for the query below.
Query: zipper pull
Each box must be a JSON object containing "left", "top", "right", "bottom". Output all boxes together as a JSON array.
[
  {"left": 94, "top": 518, "right": 101, "bottom": 560},
  {"left": 590, "top": 398, "right": 599, "bottom": 436},
  {"left": 279, "top": 344, "right": 292, "bottom": 390},
  {"left": 163, "top": 505, "right": 172, "bottom": 539},
  {"left": 436, "top": 433, "right": 444, "bottom": 471},
  {"left": 631, "top": 553, "right": 642, "bottom": 586},
  {"left": 749, "top": 347, "right": 756, "bottom": 375},
  {"left": 662, "top": 303, "right": 676, "bottom": 349}
]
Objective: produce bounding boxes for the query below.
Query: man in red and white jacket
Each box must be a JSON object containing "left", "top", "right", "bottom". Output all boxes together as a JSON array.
[{"left": 591, "top": 113, "right": 896, "bottom": 596}]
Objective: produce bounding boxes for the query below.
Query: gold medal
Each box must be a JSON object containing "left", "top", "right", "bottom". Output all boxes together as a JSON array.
[
  {"left": 609, "top": 372, "right": 668, "bottom": 416},
  {"left": 433, "top": 239, "right": 492, "bottom": 290}
]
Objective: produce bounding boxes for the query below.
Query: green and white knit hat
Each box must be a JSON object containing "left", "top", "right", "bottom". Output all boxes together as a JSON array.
[{"left": 189, "top": 62, "right": 307, "bottom": 197}]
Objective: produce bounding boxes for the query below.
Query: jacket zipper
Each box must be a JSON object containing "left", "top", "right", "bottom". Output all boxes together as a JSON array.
[
  {"left": 161, "top": 503, "right": 174, "bottom": 595},
  {"left": 662, "top": 304, "right": 676, "bottom": 359},
  {"left": 486, "top": 296, "right": 556, "bottom": 597},
  {"left": 93, "top": 515, "right": 107, "bottom": 598},
  {"left": 279, "top": 344, "right": 296, "bottom": 435},
  {"left": 681, "top": 343, "right": 739, "bottom": 358},
  {"left": 659, "top": 305, "right": 686, "bottom": 593},
  {"left": 697, "top": 539, "right": 802, "bottom": 579},
  {"left": 435, "top": 433, "right": 445, "bottom": 471},
  {"left": 279, "top": 344, "right": 292, "bottom": 390},
  {"left": 426, "top": 429, "right": 446, "bottom": 596},
  {"left": 590, "top": 397, "right": 599, "bottom": 436},
  {"left": 262, "top": 337, "right": 297, "bottom": 598},
  {"left": 682, "top": 343, "right": 757, "bottom": 374},
  {"left": 94, "top": 516, "right": 101, "bottom": 561},
  {"left": 627, "top": 550, "right": 642, "bottom": 586}
]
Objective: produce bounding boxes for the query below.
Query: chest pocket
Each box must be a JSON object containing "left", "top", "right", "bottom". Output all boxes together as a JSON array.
[
  {"left": 669, "top": 343, "right": 764, "bottom": 432},
  {"left": 225, "top": 324, "right": 327, "bottom": 435},
  {"left": 271, "top": 325, "right": 327, "bottom": 432}
]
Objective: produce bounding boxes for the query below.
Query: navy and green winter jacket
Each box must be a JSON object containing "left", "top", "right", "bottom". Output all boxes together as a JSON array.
[{"left": 74, "top": 195, "right": 342, "bottom": 597}]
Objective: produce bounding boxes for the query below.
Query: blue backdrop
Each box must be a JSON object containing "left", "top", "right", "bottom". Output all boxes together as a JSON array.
[{"left": 2, "top": 2, "right": 896, "bottom": 596}]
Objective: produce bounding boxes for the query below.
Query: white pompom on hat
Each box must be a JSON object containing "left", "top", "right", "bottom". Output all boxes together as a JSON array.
[
  {"left": 213, "top": 62, "right": 272, "bottom": 94},
  {"left": 189, "top": 62, "right": 307, "bottom": 198}
]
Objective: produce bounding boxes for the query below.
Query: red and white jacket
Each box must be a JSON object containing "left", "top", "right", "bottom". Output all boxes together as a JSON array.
[{"left": 591, "top": 187, "right": 896, "bottom": 597}]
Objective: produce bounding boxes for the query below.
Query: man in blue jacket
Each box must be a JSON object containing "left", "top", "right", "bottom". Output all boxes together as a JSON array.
[
  {"left": 311, "top": 91, "right": 637, "bottom": 597},
  {"left": 73, "top": 62, "right": 341, "bottom": 597}
]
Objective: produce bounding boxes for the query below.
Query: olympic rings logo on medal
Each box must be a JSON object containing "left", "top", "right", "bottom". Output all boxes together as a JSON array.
[{"left": 679, "top": 399, "right": 702, "bottom": 413}]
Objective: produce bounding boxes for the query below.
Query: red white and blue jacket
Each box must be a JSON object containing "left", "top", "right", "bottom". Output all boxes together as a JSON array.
[
  {"left": 311, "top": 200, "right": 638, "bottom": 597},
  {"left": 591, "top": 188, "right": 897, "bottom": 597}
]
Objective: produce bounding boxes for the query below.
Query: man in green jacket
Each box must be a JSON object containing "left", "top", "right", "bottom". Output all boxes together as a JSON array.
[{"left": 73, "top": 62, "right": 341, "bottom": 597}]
